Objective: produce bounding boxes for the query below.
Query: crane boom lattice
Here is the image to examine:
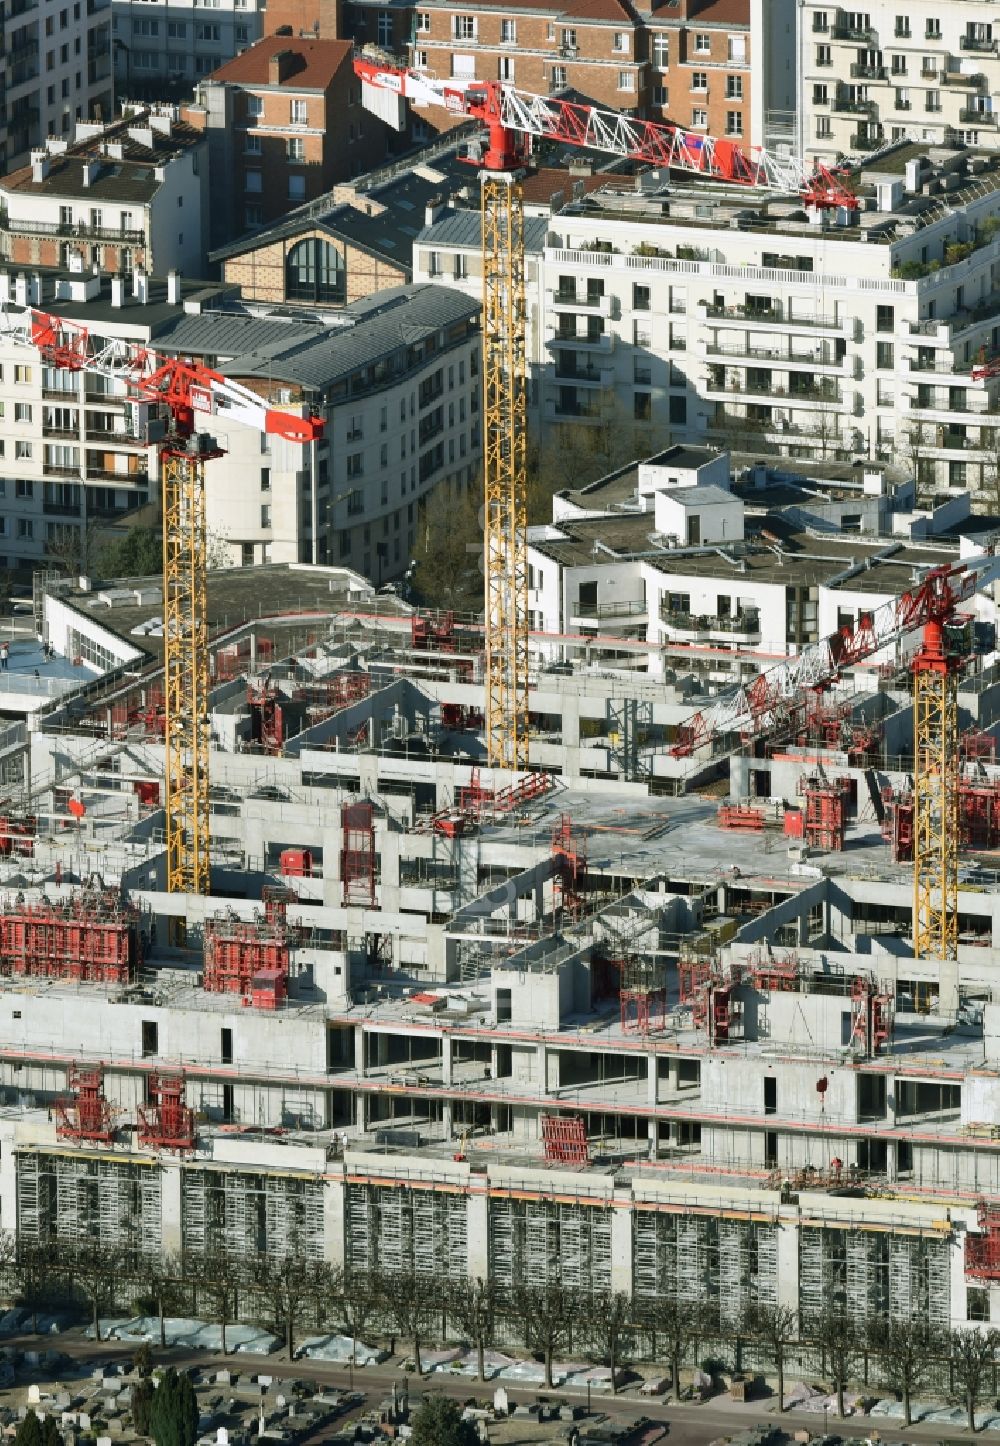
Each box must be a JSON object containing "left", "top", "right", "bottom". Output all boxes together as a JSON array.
[
  {"left": 483, "top": 174, "right": 529, "bottom": 770},
  {"left": 913, "top": 620, "right": 960, "bottom": 961}
]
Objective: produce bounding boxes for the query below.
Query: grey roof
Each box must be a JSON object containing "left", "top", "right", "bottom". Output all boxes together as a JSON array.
[
  {"left": 416, "top": 209, "right": 549, "bottom": 252},
  {"left": 152, "top": 284, "right": 480, "bottom": 391}
]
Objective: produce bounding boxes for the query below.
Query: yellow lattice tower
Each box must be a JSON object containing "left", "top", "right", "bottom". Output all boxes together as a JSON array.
[
  {"left": 482, "top": 172, "right": 529, "bottom": 772},
  {"left": 912, "top": 618, "right": 959, "bottom": 960},
  {"left": 162, "top": 446, "right": 211, "bottom": 898}
]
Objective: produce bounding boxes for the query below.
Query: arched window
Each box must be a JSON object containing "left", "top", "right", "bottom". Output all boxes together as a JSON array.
[{"left": 285, "top": 237, "right": 346, "bottom": 304}]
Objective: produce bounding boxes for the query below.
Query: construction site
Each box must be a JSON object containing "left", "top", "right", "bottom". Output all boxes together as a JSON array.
[{"left": 0, "top": 523, "right": 996, "bottom": 1337}]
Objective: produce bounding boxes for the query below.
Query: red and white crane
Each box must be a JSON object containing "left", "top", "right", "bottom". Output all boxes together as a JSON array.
[
  {"left": 670, "top": 557, "right": 1000, "bottom": 758},
  {"left": 355, "top": 49, "right": 863, "bottom": 210}
]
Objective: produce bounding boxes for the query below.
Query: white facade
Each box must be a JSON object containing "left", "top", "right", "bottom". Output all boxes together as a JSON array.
[
  {"left": 414, "top": 155, "right": 1000, "bottom": 496},
  {"left": 113, "top": 0, "right": 265, "bottom": 95},
  {"left": 798, "top": 0, "right": 1000, "bottom": 163}
]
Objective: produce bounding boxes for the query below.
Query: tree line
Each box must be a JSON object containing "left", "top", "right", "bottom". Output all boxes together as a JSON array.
[{"left": 6, "top": 1236, "right": 1000, "bottom": 1432}]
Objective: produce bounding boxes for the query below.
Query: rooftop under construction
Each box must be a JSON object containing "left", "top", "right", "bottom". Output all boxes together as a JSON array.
[{"left": 2, "top": 543, "right": 1000, "bottom": 1333}]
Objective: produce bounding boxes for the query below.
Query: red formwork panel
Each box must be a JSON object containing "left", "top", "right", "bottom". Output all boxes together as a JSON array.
[
  {"left": 541, "top": 1113, "right": 589, "bottom": 1166},
  {"left": 0, "top": 887, "right": 142, "bottom": 984},
  {"left": 55, "top": 1064, "right": 115, "bottom": 1143},
  {"left": 341, "top": 801, "right": 376, "bottom": 906},
  {"left": 137, "top": 1072, "right": 196, "bottom": 1152}
]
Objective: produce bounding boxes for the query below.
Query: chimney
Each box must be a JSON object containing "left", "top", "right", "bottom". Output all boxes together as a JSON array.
[
  {"left": 30, "top": 149, "right": 50, "bottom": 183},
  {"left": 268, "top": 48, "right": 299, "bottom": 84},
  {"left": 133, "top": 269, "right": 149, "bottom": 303},
  {"left": 167, "top": 269, "right": 181, "bottom": 304},
  {"left": 424, "top": 200, "right": 445, "bottom": 226},
  {"left": 111, "top": 275, "right": 125, "bottom": 308}
]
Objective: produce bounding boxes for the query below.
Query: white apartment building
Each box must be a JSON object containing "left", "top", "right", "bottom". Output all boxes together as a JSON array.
[
  {"left": 0, "top": 0, "right": 112, "bottom": 175},
  {"left": 113, "top": 0, "right": 265, "bottom": 99},
  {"left": 0, "top": 271, "right": 481, "bottom": 581},
  {"left": 0, "top": 109, "right": 211, "bottom": 279},
  {"left": 798, "top": 0, "right": 1000, "bottom": 163},
  {"left": 414, "top": 141, "right": 1000, "bottom": 496}
]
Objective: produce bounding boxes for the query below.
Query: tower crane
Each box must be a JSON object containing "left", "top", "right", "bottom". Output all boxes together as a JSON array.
[
  {"left": 354, "top": 54, "right": 863, "bottom": 772},
  {"left": 670, "top": 557, "right": 1000, "bottom": 961},
  {"left": 0, "top": 304, "right": 323, "bottom": 899}
]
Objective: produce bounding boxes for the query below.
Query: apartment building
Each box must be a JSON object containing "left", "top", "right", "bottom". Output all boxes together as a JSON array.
[
  {"left": 413, "top": 140, "right": 1000, "bottom": 497},
  {"left": 0, "top": 270, "right": 480, "bottom": 578},
  {"left": 194, "top": 37, "right": 396, "bottom": 251},
  {"left": 0, "top": 109, "right": 210, "bottom": 278},
  {"left": 0, "top": 0, "right": 113, "bottom": 176},
  {"left": 113, "top": 0, "right": 266, "bottom": 101},
  {"left": 798, "top": 0, "right": 1000, "bottom": 164}
]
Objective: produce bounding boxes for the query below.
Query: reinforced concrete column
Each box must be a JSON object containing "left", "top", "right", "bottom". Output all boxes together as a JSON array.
[
  {"left": 442, "top": 1101, "right": 453, "bottom": 1138},
  {"left": 775, "top": 1215, "right": 799, "bottom": 1313},
  {"left": 610, "top": 1195, "right": 632, "bottom": 1295},
  {"left": 160, "top": 1158, "right": 183, "bottom": 1256},
  {"left": 324, "top": 1174, "right": 346, "bottom": 1270},
  {"left": 354, "top": 1025, "right": 365, "bottom": 1076},
  {"left": 442, "top": 1035, "right": 454, "bottom": 1087},
  {"left": 467, "top": 1187, "right": 489, "bottom": 1281}
]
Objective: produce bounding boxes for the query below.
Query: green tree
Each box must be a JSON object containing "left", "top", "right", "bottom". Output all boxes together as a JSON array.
[
  {"left": 409, "top": 1394, "right": 477, "bottom": 1446},
  {"left": 15, "top": 1415, "right": 42, "bottom": 1446},
  {"left": 951, "top": 1326, "right": 999, "bottom": 1433},
  {"left": 744, "top": 1304, "right": 797, "bottom": 1412},
  {"left": 132, "top": 1377, "right": 155, "bottom": 1435},
  {"left": 149, "top": 1367, "right": 198, "bottom": 1446},
  {"left": 97, "top": 527, "right": 163, "bottom": 580},
  {"left": 411, "top": 483, "right": 483, "bottom": 612},
  {"left": 872, "top": 1316, "right": 942, "bottom": 1427},
  {"left": 133, "top": 1341, "right": 153, "bottom": 1377}
]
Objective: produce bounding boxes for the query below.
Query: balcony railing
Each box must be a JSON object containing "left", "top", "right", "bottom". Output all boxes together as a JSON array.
[
  {"left": 42, "top": 463, "right": 81, "bottom": 478},
  {"left": 850, "top": 132, "right": 882, "bottom": 149},
  {"left": 704, "top": 302, "right": 843, "bottom": 329},
  {"left": 942, "top": 70, "right": 986, "bottom": 87},
  {"left": 43, "top": 501, "right": 82, "bottom": 517},
  {"left": 836, "top": 99, "right": 877, "bottom": 114},
  {"left": 85, "top": 467, "right": 149, "bottom": 484},
  {"left": 42, "top": 424, "right": 79, "bottom": 439},
  {"left": 0, "top": 215, "right": 144, "bottom": 243},
  {"left": 831, "top": 23, "right": 877, "bottom": 41},
  {"left": 960, "top": 34, "right": 996, "bottom": 51},
  {"left": 554, "top": 288, "right": 606, "bottom": 308},
  {"left": 961, "top": 107, "right": 995, "bottom": 123},
  {"left": 850, "top": 63, "right": 885, "bottom": 78}
]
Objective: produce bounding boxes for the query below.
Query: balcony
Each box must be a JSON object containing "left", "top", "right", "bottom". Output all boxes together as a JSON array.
[
  {"left": 43, "top": 501, "right": 82, "bottom": 517},
  {"left": 554, "top": 362, "right": 613, "bottom": 386},
  {"left": 86, "top": 467, "right": 149, "bottom": 484},
  {"left": 835, "top": 98, "right": 877, "bottom": 114},
  {"left": 85, "top": 428, "right": 143, "bottom": 445},
  {"left": 547, "top": 399, "right": 605, "bottom": 421},
  {"left": 0, "top": 214, "right": 144, "bottom": 244},
  {"left": 942, "top": 70, "right": 986, "bottom": 87},
  {"left": 710, "top": 611, "right": 761, "bottom": 642},
  {"left": 8, "top": 38, "right": 39, "bottom": 66},
  {"left": 850, "top": 63, "right": 886, "bottom": 79},
  {"left": 707, "top": 375, "right": 844, "bottom": 406},
  {"left": 574, "top": 599, "right": 647, "bottom": 627},
  {"left": 850, "top": 132, "right": 882, "bottom": 149},
  {"left": 659, "top": 608, "right": 710, "bottom": 639},
  {"left": 550, "top": 288, "right": 612, "bottom": 316},
  {"left": 549, "top": 329, "right": 614, "bottom": 353},
  {"left": 961, "top": 107, "right": 995, "bottom": 123},
  {"left": 704, "top": 302, "right": 846, "bottom": 332},
  {"left": 42, "top": 463, "right": 81, "bottom": 478},
  {"left": 42, "top": 424, "right": 79, "bottom": 439},
  {"left": 960, "top": 34, "right": 996, "bottom": 51},
  {"left": 831, "top": 23, "right": 877, "bottom": 41}
]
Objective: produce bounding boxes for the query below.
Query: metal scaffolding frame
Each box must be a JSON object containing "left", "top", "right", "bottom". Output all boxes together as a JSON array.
[
  {"left": 488, "top": 1195, "right": 612, "bottom": 1294},
  {"left": 16, "top": 1150, "right": 161, "bottom": 1253},
  {"left": 181, "top": 1167, "right": 324, "bottom": 1261},
  {"left": 632, "top": 1209, "right": 778, "bottom": 1325},
  {"left": 345, "top": 1182, "right": 468, "bottom": 1279},
  {"left": 798, "top": 1225, "right": 950, "bottom": 1327}
]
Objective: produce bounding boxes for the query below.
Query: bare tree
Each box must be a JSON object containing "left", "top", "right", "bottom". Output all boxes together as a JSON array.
[
  {"left": 743, "top": 1304, "right": 797, "bottom": 1410},
  {"left": 814, "top": 1309, "right": 860, "bottom": 1418},
  {"left": 131, "top": 1252, "right": 185, "bottom": 1348},
  {"left": 186, "top": 1250, "right": 244, "bottom": 1354},
  {"left": 587, "top": 1291, "right": 632, "bottom": 1395},
  {"left": 259, "top": 1248, "right": 340, "bottom": 1359},
  {"left": 13, "top": 1237, "right": 61, "bottom": 1333},
  {"left": 341, "top": 1267, "right": 380, "bottom": 1369},
  {"left": 71, "top": 1240, "right": 120, "bottom": 1343},
  {"left": 449, "top": 1276, "right": 496, "bottom": 1382},
  {"left": 513, "top": 1280, "right": 578, "bottom": 1390},
  {"left": 951, "top": 1326, "right": 999, "bottom": 1433},
  {"left": 634, "top": 1293, "right": 689, "bottom": 1401},
  {"left": 385, "top": 1268, "right": 441, "bottom": 1377},
  {"left": 871, "top": 1316, "right": 942, "bottom": 1427}
]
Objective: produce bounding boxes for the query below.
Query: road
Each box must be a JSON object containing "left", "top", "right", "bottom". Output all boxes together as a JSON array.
[{"left": 8, "top": 1329, "right": 998, "bottom": 1442}]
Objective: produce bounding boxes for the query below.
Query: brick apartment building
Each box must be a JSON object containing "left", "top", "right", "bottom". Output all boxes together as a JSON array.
[
  {"left": 195, "top": 36, "right": 397, "bottom": 250},
  {"left": 261, "top": 0, "right": 794, "bottom": 150}
]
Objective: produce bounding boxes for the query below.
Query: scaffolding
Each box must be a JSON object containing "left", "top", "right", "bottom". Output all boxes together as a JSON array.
[
  {"left": 632, "top": 1208, "right": 778, "bottom": 1325},
  {"left": 54, "top": 1065, "right": 116, "bottom": 1144},
  {"left": 16, "top": 1150, "right": 161, "bottom": 1252},
  {"left": 488, "top": 1194, "right": 612, "bottom": 1294},
  {"left": 747, "top": 948, "right": 799, "bottom": 993},
  {"left": 798, "top": 1224, "right": 950, "bottom": 1328},
  {"left": 551, "top": 814, "right": 586, "bottom": 922},
  {"left": 202, "top": 905, "right": 290, "bottom": 1003},
  {"left": 181, "top": 1167, "right": 324, "bottom": 1261},
  {"left": 341, "top": 800, "right": 376, "bottom": 906},
  {"left": 801, "top": 770, "right": 850, "bottom": 852},
  {"left": 620, "top": 953, "right": 667, "bottom": 1034},
  {"left": 849, "top": 975, "right": 894, "bottom": 1055},
  {"left": 965, "top": 1200, "right": 1000, "bottom": 1279},
  {"left": 541, "top": 1113, "right": 590, "bottom": 1165},
  {"left": 345, "top": 1181, "right": 469, "bottom": 1279},
  {"left": 0, "top": 884, "right": 142, "bottom": 985},
  {"left": 137, "top": 1072, "right": 196, "bottom": 1153},
  {"left": 247, "top": 680, "right": 285, "bottom": 755}
]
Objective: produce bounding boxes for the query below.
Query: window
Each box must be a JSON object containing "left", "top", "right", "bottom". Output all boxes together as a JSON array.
[
  {"left": 245, "top": 132, "right": 262, "bottom": 154},
  {"left": 633, "top": 283, "right": 650, "bottom": 311},
  {"left": 245, "top": 170, "right": 262, "bottom": 193},
  {"left": 290, "top": 98, "right": 307, "bottom": 123},
  {"left": 551, "top": 64, "right": 567, "bottom": 87},
  {"left": 376, "top": 8, "right": 392, "bottom": 43},
  {"left": 694, "top": 31, "right": 710, "bottom": 50},
  {"left": 895, "top": 87, "right": 910, "bottom": 109},
  {"left": 634, "top": 391, "right": 651, "bottom": 420},
  {"left": 15, "top": 479, "right": 33, "bottom": 498},
  {"left": 691, "top": 107, "right": 708, "bottom": 127},
  {"left": 285, "top": 237, "right": 346, "bottom": 303},
  {"left": 925, "top": 89, "right": 941, "bottom": 112},
  {"left": 246, "top": 94, "right": 263, "bottom": 117},
  {"left": 17, "top": 519, "right": 33, "bottom": 540},
  {"left": 812, "top": 9, "right": 828, "bottom": 29},
  {"left": 499, "top": 55, "right": 514, "bottom": 80},
  {"left": 14, "top": 365, "right": 31, "bottom": 384},
  {"left": 14, "top": 403, "right": 31, "bottom": 422},
  {"left": 726, "top": 111, "right": 743, "bottom": 134},
  {"left": 414, "top": 49, "right": 428, "bottom": 67},
  {"left": 968, "top": 1288, "right": 990, "bottom": 1323},
  {"left": 691, "top": 70, "right": 707, "bottom": 89},
  {"left": 816, "top": 115, "right": 832, "bottom": 137},
  {"left": 196, "top": 22, "right": 219, "bottom": 39},
  {"left": 613, "top": 30, "right": 628, "bottom": 50},
  {"left": 245, "top": 204, "right": 263, "bottom": 226},
  {"left": 891, "top": 54, "right": 907, "bottom": 74},
  {"left": 728, "top": 33, "right": 746, "bottom": 60},
  {"left": 288, "top": 175, "right": 305, "bottom": 199},
  {"left": 726, "top": 74, "right": 743, "bottom": 98},
  {"left": 876, "top": 341, "right": 894, "bottom": 369},
  {"left": 617, "top": 70, "right": 634, "bottom": 90},
  {"left": 895, "top": 14, "right": 909, "bottom": 35},
  {"left": 816, "top": 43, "right": 832, "bottom": 63},
  {"left": 500, "top": 18, "right": 515, "bottom": 41},
  {"left": 652, "top": 84, "right": 668, "bottom": 105},
  {"left": 141, "top": 1021, "right": 158, "bottom": 1057},
  {"left": 347, "top": 453, "right": 364, "bottom": 478},
  {"left": 813, "top": 82, "right": 829, "bottom": 103},
  {"left": 221, "top": 1028, "right": 233, "bottom": 1065},
  {"left": 260, "top": 504, "right": 271, "bottom": 527},
  {"left": 287, "top": 136, "right": 305, "bottom": 160},
  {"left": 415, "top": 10, "right": 429, "bottom": 29},
  {"left": 453, "top": 13, "right": 475, "bottom": 38},
  {"left": 561, "top": 26, "right": 577, "bottom": 48},
  {"left": 15, "top": 442, "right": 32, "bottom": 460},
  {"left": 652, "top": 34, "right": 668, "bottom": 67}
]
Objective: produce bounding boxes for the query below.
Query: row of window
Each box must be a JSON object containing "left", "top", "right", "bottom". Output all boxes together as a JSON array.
[
  {"left": 245, "top": 95, "right": 311, "bottom": 123},
  {"left": 132, "top": 49, "right": 219, "bottom": 71},
  {"left": 414, "top": 15, "right": 746, "bottom": 66},
  {"left": 812, "top": 8, "right": 992, "bottom": 43}
]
